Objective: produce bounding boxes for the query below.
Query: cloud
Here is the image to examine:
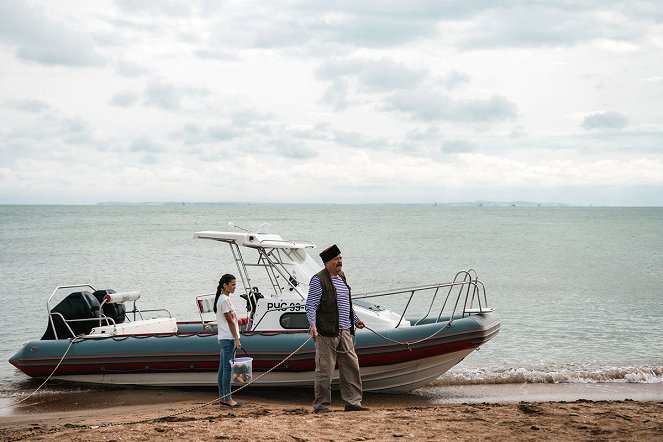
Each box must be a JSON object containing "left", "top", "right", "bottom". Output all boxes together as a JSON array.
[
  {"left": 317, "top": 57, "right": 428, "bottom": 92},
  {"left": 111, "top": 91, "right": 139, "bottom": 107},
  {"left": 0, "top": 1, "right": 104, "bottom": 66},
  {"left": 332, "top": 130, "right": 388, "bottom": 151},
  {"left": 293, "top": 1, "right": 505, "bottom": 49},
  {"left": 383, "top": 90, "right": 518, "bottom": 123},
  {"left": 129, "top": 135, "right": 163, "bottom": 153},
  {"left": 143, "top": 81, "right": 183, "bottom": 110},
  {"left": 207, "top": 125, "right": 240, "bottom": 142},
  {"left": 114, "top": 60, "right": 149, "bottom": 77},
  {"left": 143, "top": 80, "right": 209, "bottom": 110},
  {"left": 401, "top": 126, "right": 477, "bottom": 156},
  {"left": 321, "top": 79, "right": 351, "bottom": 111},
  {"left": 5, "top": 99, "right": 50, "bottom": 113},
  {"left": 318, "top": 14, "right": 438, "bottom": 48},
  {"left": 5, "top": 114, "right": 93, "bottom": 146},
  {"left": 177, "top": 123, "right": 240, "bottom": 146},
  {"left": 440, "top": 70, "right": 471, "bottom": 89},
  {"left": 582, "top": 111, "right": 628, "bottom": 130},
  {"left": 455, "top": 3, "right": 644, "bottom": 49},
  {"left": 194, "top": 48, "right": 239, "bottom": 61},
  {"left": 275, "top": 142, "right": 318, "bottom": 160},
  {"left": 114, "top": 0, "right": 197, "bottom": 17},
  {"left": 314, "top": 57, "right": 507, "bottom": 125},
  {"left": 440, "top": 139, "right": 476, "bottom": 154},
  {"left": 203, "top": 1, "right": 497, "bottom": 52}
]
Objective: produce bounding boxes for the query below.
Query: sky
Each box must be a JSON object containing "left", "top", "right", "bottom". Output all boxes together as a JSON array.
[{"left": 1, "top": 1, "right": 662, "bottom": 206}]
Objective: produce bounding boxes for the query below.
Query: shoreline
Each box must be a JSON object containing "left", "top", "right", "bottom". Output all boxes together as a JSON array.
[{"left": 1, "top": 385, "right": 661, "bottom": 441}]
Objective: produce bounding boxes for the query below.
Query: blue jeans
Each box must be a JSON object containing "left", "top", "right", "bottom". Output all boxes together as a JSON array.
[{"left": 217, "top": 339, "right": 235, "bottom": 400}]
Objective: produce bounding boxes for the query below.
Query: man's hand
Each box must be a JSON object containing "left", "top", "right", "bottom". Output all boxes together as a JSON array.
[
  {"left": 356, "top": 320, "right": 365, "bottom": 329},
  {"left": 309, "top": 324, "right": 318, "bottom": 338}
]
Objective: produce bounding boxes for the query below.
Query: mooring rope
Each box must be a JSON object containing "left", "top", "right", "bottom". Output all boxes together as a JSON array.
[
  {"left": 94, "top": 318, "right": 455, "bottom": 427},
  {"left": 97, "top": 334, "right": 313, "bottom": 428},
  {"left": 6, "top": 319, "right": 454, "bottom": 426},
  {"left": 363, "top": 321, "right": 453, "bottom": 350},
  {"left": 0, "top": 336, "right": 82, "bottom": 409}
]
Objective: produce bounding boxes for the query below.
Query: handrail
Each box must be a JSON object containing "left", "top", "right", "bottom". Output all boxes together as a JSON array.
[
  {"left": 47, "top": 284, "right": 97, "bottom": 340},
  {"left": 48, "top": 312, "right": 116, "bottom": 339},
  {"left": 47, "top": 283, "right": 96, "bottom": 311},
  {"left": 126, "top": 308, "right": 172, "bottom": 321},
  {"left": 353, "top": 270, "right": 494, "bottom": 328}
]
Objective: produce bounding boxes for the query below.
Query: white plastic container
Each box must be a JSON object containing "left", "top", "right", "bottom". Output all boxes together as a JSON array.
[{"left": 230, "top": 357, "right": 253, "bottom": 385}]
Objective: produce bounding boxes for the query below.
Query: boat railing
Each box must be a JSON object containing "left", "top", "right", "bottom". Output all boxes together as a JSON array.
[
  {"left": 353, "top": 270, "right": 493, "bottom": 328},
  {"left": 48, "top": 312, "right": 117, "bottom": 339},
  {"left": 123, "top": 308, "right": 172, "bottom": 322}
]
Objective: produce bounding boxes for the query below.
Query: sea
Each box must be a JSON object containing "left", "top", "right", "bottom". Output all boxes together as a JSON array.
[{"left": 1, "top": 204, "right": 662, "bottom": 405}]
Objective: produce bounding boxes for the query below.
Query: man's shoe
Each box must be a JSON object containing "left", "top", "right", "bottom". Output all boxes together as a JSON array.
[
  {"left": 344, "top": 404, "right": 369, "bottom": 412},
  {"left": 313, "top": 408, "right": 331, "bottom": 414}
]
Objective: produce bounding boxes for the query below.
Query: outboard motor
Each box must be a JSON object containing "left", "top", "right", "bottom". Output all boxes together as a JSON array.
[
  {"left": 93, "top": 289, "right": 126, "bottom": 324},
  {"left": 41, "top": 291, "right": 101, "bottom": 340}
]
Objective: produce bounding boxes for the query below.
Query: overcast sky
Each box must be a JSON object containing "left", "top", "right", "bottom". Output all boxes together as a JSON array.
[{"left": 1, "top": 1, "right": 662, "bottom": 205}]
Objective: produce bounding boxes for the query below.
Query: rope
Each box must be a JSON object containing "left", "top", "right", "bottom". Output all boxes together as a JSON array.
[
  {"left": 99, "top": 334, "right": 313, "bottom": 428},
  {"left": 0, "top": 337, "right": 82, "bottom": 409},
  {"left": 363, "top": 321, "right": 453, "bottom": 350},
  {"left": 4, "top": 334, "right": 311, "bottom": 427},
  {"left": 316, "top": 320, "right": 452, "bottom": 354},
  {"left": 6, "top": 320, "right": 452, "bottom": 424}
]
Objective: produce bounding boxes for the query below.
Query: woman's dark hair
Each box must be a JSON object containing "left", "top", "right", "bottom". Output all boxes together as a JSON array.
[{"left": 213, "top": 273, "right": 236, "bottom": 313}]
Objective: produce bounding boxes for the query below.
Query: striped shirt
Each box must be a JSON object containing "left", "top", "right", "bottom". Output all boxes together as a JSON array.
[{"left": 306, "top": 274, "right": 359, "bottom": 329}]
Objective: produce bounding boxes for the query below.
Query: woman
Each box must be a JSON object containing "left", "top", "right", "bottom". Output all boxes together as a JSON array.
[{"left": 214, "top": 273, "right": 243, "bottom": 407}]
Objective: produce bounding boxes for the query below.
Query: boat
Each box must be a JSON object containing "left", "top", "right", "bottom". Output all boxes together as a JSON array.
[{"left": 9, "top": 227, "right": 500, "bottom": 393}]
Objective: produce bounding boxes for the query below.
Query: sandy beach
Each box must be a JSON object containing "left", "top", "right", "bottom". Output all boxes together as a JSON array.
[{"left": 1, "top": 387, "right": 661, "bottom": 441}]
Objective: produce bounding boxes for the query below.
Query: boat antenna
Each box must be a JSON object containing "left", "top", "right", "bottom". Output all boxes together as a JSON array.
[{"left": 228, "top": 221, "right": 251, "bottom": 233}]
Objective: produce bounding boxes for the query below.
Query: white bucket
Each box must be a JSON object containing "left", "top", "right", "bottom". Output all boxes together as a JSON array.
[{"left": 230, "top": 357, "right": 253, "bottom": 385}]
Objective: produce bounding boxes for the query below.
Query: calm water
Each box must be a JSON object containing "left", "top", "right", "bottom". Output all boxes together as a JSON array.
[{"left": 1, "top": 204, "right": 662, "bottom": 399}]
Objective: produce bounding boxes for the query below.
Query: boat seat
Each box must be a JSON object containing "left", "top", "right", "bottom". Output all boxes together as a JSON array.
[{"left": 197, "top": 296, "right": 216, "bottom": 314}]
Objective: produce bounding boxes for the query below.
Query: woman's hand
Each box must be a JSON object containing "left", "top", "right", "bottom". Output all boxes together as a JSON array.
[{"left": 235, "top": 338, "right": 242, "bottom": 349}]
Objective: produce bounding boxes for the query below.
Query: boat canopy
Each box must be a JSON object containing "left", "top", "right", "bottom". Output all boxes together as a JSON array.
[{"left": 194, "top": 231, "right": 316, "bottom": 250}]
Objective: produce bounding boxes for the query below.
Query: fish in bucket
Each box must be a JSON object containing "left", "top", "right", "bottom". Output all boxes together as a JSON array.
[{"left": 230, "top": 350, "right": 253, "bottom": 385}]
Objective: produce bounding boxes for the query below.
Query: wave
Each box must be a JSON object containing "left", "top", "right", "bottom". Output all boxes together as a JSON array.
[{"left": 431, "top": 365, "right": 663, "bottom": 386}]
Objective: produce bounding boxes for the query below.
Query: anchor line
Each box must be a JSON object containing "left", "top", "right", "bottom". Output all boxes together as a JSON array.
[{"left": 0, "top": 336, "right": 82, "bottom": 409}]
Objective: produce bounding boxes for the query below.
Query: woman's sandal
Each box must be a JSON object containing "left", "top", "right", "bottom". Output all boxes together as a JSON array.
[{"left": 221, "top": 401, "right": 244, "bottom": 408}]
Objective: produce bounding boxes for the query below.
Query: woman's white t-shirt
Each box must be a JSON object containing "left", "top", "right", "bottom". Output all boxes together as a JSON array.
[{"left": 216, "top": 295, "right": 238, "bottom": 340}]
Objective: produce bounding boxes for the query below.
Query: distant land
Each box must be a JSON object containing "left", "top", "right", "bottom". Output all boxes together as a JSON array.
[
  {"left": 97, "top": 201, "right": 570, "bottom": 207},
  {"left": 434, "top": 201, "right": 570, "bottom": 207}
]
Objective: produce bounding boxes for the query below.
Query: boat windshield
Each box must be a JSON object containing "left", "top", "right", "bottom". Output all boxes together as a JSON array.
[{"left": 269, "top": 247, "right": 320, "bottom": 288}]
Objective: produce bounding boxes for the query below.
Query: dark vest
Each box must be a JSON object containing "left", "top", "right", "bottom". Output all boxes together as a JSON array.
[{"left": 315, "top": 268, "right": 355, "bottom": 337}]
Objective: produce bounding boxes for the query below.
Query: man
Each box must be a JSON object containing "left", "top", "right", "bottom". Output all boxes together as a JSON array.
[{"left": 306, "top": 244, "right": 369, "bottom": 413}]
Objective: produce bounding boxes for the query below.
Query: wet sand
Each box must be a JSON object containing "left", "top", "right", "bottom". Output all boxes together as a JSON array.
[{"left": 1, "top": 386, "right": 661, "bottom": 441}]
